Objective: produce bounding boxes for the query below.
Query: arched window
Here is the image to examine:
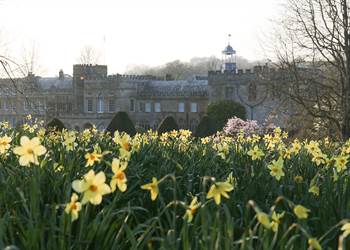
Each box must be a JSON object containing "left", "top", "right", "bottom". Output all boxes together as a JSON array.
[
  {"left": 248, "top": 82, "right": 257, "bottom": 101},
  {"left": 97, "top": 94, "right": 104, "bottom": 113}
]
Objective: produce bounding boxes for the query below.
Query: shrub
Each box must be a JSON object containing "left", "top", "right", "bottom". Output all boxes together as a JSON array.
[
  {"left": 106, "top": 112, "right": 136, "bottom": 136},
  {"left": 194, "top": 115, "right": 216, "bottom": 137},
  {"left": 46, "top": 118, "right": 66, "bottom": 132},
  {"left": 206, "top": 100, "right": 246, "bottom": 130},
  {"left": 157, "top": 116, "right": 178, "bottom": 134}
]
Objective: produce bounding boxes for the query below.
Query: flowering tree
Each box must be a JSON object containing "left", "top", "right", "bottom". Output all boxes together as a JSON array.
[{"left": 224, "top": 117, "right": 261, "bottom": 136}]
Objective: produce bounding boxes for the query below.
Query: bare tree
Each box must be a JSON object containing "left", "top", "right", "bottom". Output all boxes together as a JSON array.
[
  {"left": 272, "top": 0, "right": 350, "bottom": 139},
  {"left": 78, "top": 45, "right": 101, "bottom": 65}
]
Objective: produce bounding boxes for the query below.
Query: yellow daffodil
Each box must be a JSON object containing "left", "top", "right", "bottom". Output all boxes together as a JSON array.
[
  {"left": 290, "top": 140, "right": 301, "bottom": 155},
  {"left": 294, "top": 175, "right": 303, "bottom": 183},
  {"left": 141, "top": 177, "right": 159, "bottom": 201},
  {"left": 308, "top": 238, "right": 322, "bottom": 250},
  {"left": 226, "top": 172, "right": 236, "bottom": 186},
  {"left": 293, "top": 204, "right": 310, "bottom": 219},
  {"left": 85, "top": 151, "right": 102, "bottom": 167},
  {"left": 110, "top": 158, "right": 128, "bottom": 192},
  {"left": 311, "top": 151, "right": 328, "bottom": 166},
  {"left": 270, "top": 211, "right": 284, "bottom": 232},
  {"left": 65, "top": 193, "right": 82, "bottom": 221},
  {"left": 283, "top": 148, "right": 292, "bottom": 160},
  {"left": 308, "top": 185, "right": 320, "bottom": 196},
  {"left": 341, "top": 223, "right": 350, "bottom": 238},
  {"left": 247, "top": 145, "right": 265, "bottom": 160},
  {"left": 0, "top": 135, "right": 12, "bottom": 154},
  {"left": 72, "top": 170, "right": 111, "bottom": 205},
  {"left": 183, "top": 197, "right": 201, "bottom": 223},
  {"left": 63, "top": 133, "right": 77, "bottom": 151},
  {"left": 333, "top": 155, "right": 349, "bottom": 173},
  {"left": 268, "top": 157, "right": 285, "bottom": 181},
  {"left": 305, "top": 141, "right": 321, "bottom": 155},
  {"left": 13, "top": 136, "right": 47, "bottom": 166},
  {"left": 257, "top": 212, "right": 271, "bottom": 229},
  {"left": 206, "top": 181, "right": 234, "bottom": 205}
]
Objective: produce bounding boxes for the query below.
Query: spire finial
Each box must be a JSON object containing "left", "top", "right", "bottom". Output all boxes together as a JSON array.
[{"left": 228, "top": 34, "right": 231, "bottom": 45}]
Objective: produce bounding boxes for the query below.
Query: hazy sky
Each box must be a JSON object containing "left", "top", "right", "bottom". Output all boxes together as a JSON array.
[{"left": 0, "top": 0, "right": 283, "bottom": 76}]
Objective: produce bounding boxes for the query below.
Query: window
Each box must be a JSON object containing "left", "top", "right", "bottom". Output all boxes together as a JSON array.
[
  {"left": 190, "top": 103, "right": 197, "bottom": 113},
  {"left": 154, "top": 102, "right": 161, "bottom": 112},
  {"left": 4, "top": 100, "right": 8, "bottom": 111},
  {"left": 87, "top": 99, "right": 93, "bottom": 112},
  {"left": 109, "top": 99, "right": 115, "bottom": 112},
  {"left": 97, "top": 96, "right": 104, "bottom": 113},
  {"left": 12, "top": 101, "right": 16, "bottom": 111},
  {"left": 38, "top": 100, "right": 45, "bottom": 112},
  {"left": 178, "top": 102, "right": 185, "bottom": 113},
  {"left": 130, "top": 99, "right": 135, "bottom": 112},
  {"left": 139, "top": 102, "right": 145, "bottom": 112},
  {"left": 145, "top": 102, "right": 151, "bottom": 113}
]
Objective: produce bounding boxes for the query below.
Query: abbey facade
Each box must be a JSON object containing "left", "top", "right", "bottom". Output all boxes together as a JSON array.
[{"left": 0, "top": 45, "right": 290, "bottom": 131}]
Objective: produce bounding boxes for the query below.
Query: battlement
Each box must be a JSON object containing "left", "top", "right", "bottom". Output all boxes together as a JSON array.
[
  {"left": 209, "top": 65, "right": 273, "bottom": 77},
  {"left": 108, "top": 74, "right": 159, "bottom": 81},
  {"left": 73, "top": 64, "right": 108, "bottom": 79}
]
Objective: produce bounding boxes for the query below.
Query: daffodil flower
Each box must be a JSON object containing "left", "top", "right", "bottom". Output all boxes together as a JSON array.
[
  {"left": 247, "top": 145, "right": 264, "bottom": 160},
  {"left": 206, "top": 181, "right": 234, "bottom": 205},
  {"left": 110, "top": 158, "right": 128, "bottom": 192},
  {"left": 141, "top": 177, "right": 159, "bottom": 201},
  {"left": 308, "top": 238, "right": 322, "bottom": 250},
  {"left": 183, "top": 197, "right": 201, "bottom": 223},
  {"left": 13, "top": 136, "right": 47, "bottom": 166},
  {"left": 72, "top": 170, "right": 111, "bottom": 205},
  {"left": 65, "top": 193, "right": 82, "bottom": 221},
  {"left": 293, "top": 204, "right": 310, "bottom": 219},
  {"left": 268, "top": 157, "right": 285, "bottom": 181},
  {"left": 85, "top": 151, "right": 102, "bottom": 167},
  {"left": 0, "top": 135, "right": 12, "bottom": 154}
]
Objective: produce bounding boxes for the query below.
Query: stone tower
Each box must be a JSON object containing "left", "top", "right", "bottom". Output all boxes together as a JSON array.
[{"left": 72, "top": 64, "right": 108, "bottom": 113}]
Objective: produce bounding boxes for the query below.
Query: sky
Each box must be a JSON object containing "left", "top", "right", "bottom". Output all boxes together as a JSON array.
[{"left": 0, "top": 0, "right": 283, "bottom": 76}]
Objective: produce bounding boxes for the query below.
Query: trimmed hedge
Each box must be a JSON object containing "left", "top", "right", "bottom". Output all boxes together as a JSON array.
[
  {"left": 157, "top": 116, "right": 178, "bottom": 134},
  {"left": 46, "top": 118, "right": 66, "bottom": 132},
  {"left": 194, "top": 115, "right": 216, "bottom": 137},
  {"left": 206, "top": 100, "right": 246, "bottom": 130},
  {"left": 106, "top": 112, "right": 136, "bottom": 136}
]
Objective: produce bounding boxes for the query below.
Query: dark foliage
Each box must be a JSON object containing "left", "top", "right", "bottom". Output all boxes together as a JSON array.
[
  {"left": 106, "top": 112, "right": 136, "bottom": 136},
  {"left": 206, "top": 100, "right": 246, "bottom": 130},
  {"left": 194, "top": 115, "right": 216, "bottom": 137},
  {"left": 157, "top": 116, "right": 178, "bottom": 134}
]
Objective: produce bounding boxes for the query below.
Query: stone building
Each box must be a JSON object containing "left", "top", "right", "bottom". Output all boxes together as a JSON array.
[{"left": 0, "top": 43, "right": 290, "bottom": 131}]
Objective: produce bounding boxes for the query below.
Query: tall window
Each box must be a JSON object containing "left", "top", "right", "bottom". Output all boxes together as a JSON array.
[
  {"left": 154, "top": 102, "right": 161, "bottom": 112},
  {"left": 145, "top": 102, "right": 151, "bottom": 113},
  {"left": 178, "top": 102, "right": 185, "bottom": 113},
  {"left": 130, "top": 99, "right": 135, "bottom": 112},
  {"left": 97, "top": 95, "right": 104, "bottom": 113},
  {"left": 139, "top": 102, "right": 145, "bottom": 112},
  {"left": 4, "top": 100, "right": 8, "bottom": 111},
  {"left": 12, "top": 101, "right": 16, "bottom": 111},
  {"left": 190, "top": 103, "right": 197, "bottom": 113},
  {"left": 87, "top": 99, "right": 93, "bottom": 112},
  {"left": 109, "top": 99, "right": 115, "bottom": 112}
]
